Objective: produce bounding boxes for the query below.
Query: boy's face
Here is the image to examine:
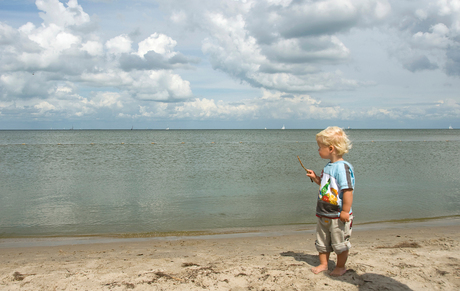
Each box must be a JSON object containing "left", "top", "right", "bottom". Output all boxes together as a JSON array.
[{"left": 317, "top": 140, "right": 334, "bottom": 160}]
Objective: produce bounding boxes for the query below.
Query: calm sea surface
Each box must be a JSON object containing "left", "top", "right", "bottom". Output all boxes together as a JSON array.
[{"left": 1, "top": 129, "right": 459, "bottom": 237}]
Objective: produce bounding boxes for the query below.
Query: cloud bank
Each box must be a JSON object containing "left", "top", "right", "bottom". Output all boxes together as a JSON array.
[{"left": 0, "top": 0, "right": 459, "bottom": 128}]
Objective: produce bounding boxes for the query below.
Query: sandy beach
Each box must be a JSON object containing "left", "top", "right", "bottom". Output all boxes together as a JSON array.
[{"left": 1, "top": 219, "right": 460, "bottom": 291}]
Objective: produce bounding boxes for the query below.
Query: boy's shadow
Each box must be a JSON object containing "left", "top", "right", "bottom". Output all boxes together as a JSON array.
[{"left": 280, "top": 251, "right": 413, "bottom": 291}]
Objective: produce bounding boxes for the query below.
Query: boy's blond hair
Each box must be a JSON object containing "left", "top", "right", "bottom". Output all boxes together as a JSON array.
[{"left": 316, "top": 126, "right": 352, "bottom": 156}]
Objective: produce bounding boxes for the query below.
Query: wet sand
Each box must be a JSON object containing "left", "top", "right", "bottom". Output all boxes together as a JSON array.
[{"left": 1, "top": 219, "right": 460, "bottom": 290}]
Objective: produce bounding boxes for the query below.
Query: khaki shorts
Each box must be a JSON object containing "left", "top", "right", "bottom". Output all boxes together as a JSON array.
[{"left": 315, "top": 216, "right": 353, "bottom": 254}]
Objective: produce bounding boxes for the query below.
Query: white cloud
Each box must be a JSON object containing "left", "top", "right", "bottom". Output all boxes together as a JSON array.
[
  {"left": 106, "top": 34, "right": 132, "bottom": 55},
  {"left": 387, "top": 0, "right": 460, "bottom": 76},
  {"left": 54, "top": 85, "right": 73, "bottom": 94},
  {"left": 170, "top": 10, "right": 187, "bottom": 24},
  {"left": 137, "top": 33, "right": 177, "bottom": 59},
  {"left": 26, "top": 22, "right": 81, "bottom": 54},
  {"left": 81, "top": 40, "right": 103, "bottom": 56},
  {"left": 36, "top": 0, "right": 90, "bottom": 27},
  {"left": 34, "top": 101, "right": 56, "bottom": 111},
  {"left": 364, "top": 98, "right": 460, "bottom": 120},
  {"left": 87, "top": 92, "right": 123, "bottom": 108},
  {"left": 133, "top": 70, "right": 192, "bottom": 101},
  {"left": 202, "top": 10, "right": 359, "bottom": 93},
  {"left": 18, "top": 22, "right": 35, "bottom": 35},
  {"left": 124, "top": 90, "right": 348, "bottom": 121},
  {"left": 415, "top": 9, "right": 428, "bottom": 20},
  {"left": 0, "top": 0, "right": 194, "bottom": 109},
  {"left": 437, "top": 0, "right": 460, "bottom": 16},
  {"left": 264, "top": 36, "right": 350, "bottom": 63},
  {"left": 412, "top": 23, "right": 451, "bottom": 49},
  {"left": 436, "top": 0, "right": 460, "bottom": 34},
  {"left": 197, "top": 0, "right": 394, "bottom": 94},
  {"left": 266, "top": 0, "right": 292, "bottom": 7},
  {"left": 79, "top": 69, "right": 193, "bottom": 102},
  {"left": 374, "top": 0, "right": 391, "bottom": 19}
]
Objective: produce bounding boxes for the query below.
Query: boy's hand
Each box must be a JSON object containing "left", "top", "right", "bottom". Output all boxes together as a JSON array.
[
  {"left": 340, "top": 189, "right": 353, "bottom": 222},
  {"left": 339, "top": 211, "right": 350, "bottom": 222},
  {"left": 306, "top": 170, "right": 320, "bottom": 185}
]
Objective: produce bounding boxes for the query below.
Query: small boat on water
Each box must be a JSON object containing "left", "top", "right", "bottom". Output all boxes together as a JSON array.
[
  {"left": 449, "top": 125, "right": 453, "bottom": 129},
  {"left": 281, "top": 125, "right": 285, "bottom": 130}
]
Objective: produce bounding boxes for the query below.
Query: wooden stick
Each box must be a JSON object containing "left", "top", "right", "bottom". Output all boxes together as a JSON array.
[{"left": 297, "top": 156, "right": 313, "bottom": 182}]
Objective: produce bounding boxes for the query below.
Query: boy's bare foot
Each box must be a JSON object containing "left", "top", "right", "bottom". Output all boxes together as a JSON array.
[
  {"left": 311, "top": 265, "right": 328, "bottom": 274},
  {"left": 329, "top": 267, "right": 347, "bottom": 276}
]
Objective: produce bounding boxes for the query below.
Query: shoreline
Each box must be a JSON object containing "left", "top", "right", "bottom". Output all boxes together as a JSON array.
[
  {"left": 1, "top": 218, "right": 459, "bottom": 290},
  {"left": 1, "top": 216, "right": 459, "bottom": 249}
]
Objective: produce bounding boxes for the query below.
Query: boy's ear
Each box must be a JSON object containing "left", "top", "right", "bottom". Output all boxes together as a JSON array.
[{"left": 329, "top": 145, "right": 334, "bottom": 152}]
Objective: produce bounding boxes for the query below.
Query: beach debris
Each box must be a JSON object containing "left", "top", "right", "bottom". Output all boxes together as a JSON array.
[
  {"left": 297, "top": 156, "right": 313, "bottom": 182},
  {"left": 182, "top": 262, "right": 200, "bottom": 267},
  {"left": 436, "top": 269, "right": 449, "bottom": 276},
  {"left": 105, "top": 281, "right": 135, "bottom": 289},
  {"left": 12, "top": 271, "right": 35, "bottom": 281},
  {"left": 184, "top": 265, "right": 220, "bottom": 282},
  {"left": 155, "top": 271, "right": 184, "bottom": 282},
  {"left": 424, "top": 237, "right": 458, "bottom": 250},
  {"left": 13, "top": 272, "right": 25, "bottom": 281},
  {"left": 124, "top": 282, "right": 135, "bottom": 289},
  {"left": 376, "top": 241, "right": 421, "bottom": 249},
  {"left": 395, "top": 263, "right": 417, "bottom": 269}
]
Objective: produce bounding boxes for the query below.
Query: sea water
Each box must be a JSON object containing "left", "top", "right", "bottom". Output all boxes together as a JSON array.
[{"left": 0, "top": 129, "right": 459, "bottom": 237}]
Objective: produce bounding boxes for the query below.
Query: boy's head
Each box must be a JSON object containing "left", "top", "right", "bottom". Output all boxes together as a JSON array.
[{"left": 316, "top": 126, "right": 352, "bottom": 156}]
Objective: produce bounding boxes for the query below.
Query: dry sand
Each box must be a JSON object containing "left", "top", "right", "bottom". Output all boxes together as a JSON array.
[{"left": 1, "top": 219, "right": 460, "bottom": 290}]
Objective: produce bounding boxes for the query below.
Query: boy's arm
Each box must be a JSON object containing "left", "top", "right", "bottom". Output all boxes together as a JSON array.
[{"left": 340, "top": 189, "right": 353, "bottom": 222}]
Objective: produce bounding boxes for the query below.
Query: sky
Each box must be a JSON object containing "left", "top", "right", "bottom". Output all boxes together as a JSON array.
[{"left": 0, "top": 0, "right": 459, "bottom": 129}]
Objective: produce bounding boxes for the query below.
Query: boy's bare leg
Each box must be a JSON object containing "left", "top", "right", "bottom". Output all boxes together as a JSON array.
[
  {"left": 330, "top": 250, "right": 348, "bottom": 276},
  {"left": 311, "top": 252, "right": 329, "bottom": 274}
]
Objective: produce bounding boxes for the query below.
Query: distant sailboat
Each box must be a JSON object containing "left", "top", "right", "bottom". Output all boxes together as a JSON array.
[
  {"left": 449, "top": 125, "right": 453, "bottom": 129},
  {"left": 281, "top": 125, "right": 285, "bottom": 130},
  {"left": 165, "top": 127, "right": 170, "bottom": 130}
]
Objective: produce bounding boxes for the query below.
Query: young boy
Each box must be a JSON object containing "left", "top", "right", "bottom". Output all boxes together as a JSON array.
[{"left": 306, "top": 126, "right": 354, "bottom": 277}]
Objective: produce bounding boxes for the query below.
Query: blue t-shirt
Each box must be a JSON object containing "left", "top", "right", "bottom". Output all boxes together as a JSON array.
[{"left": 316, "top": 160, "right": 355, "bottom": 218}]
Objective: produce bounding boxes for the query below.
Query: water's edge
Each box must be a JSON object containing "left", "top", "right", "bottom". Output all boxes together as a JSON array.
[{"left": 1, "top": 215, "right": 459, "bottom": 249}]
